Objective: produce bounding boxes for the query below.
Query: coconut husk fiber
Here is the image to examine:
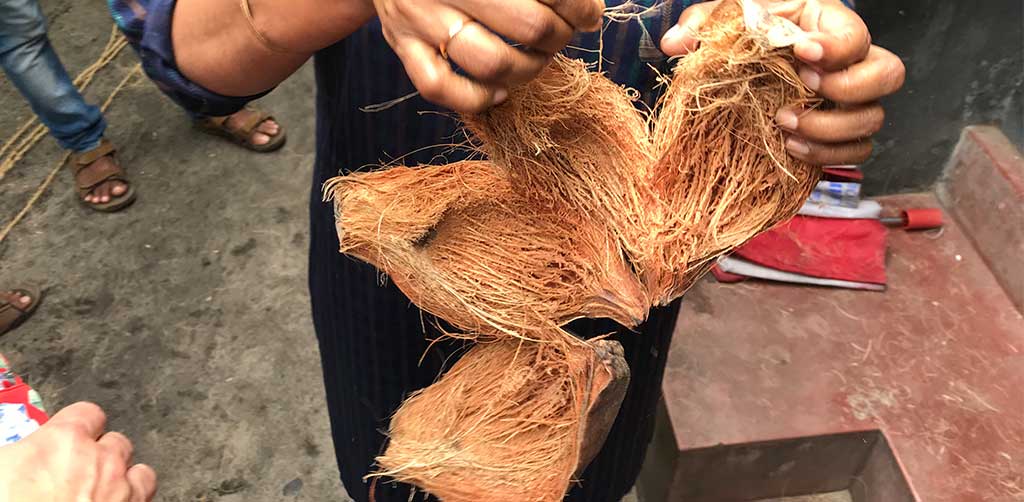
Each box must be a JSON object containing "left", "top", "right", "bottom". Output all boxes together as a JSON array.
[
  {"left": 325, "top": 1, "right": 820, "bottom": 500},
  {"left": 377, "top": 337, "right": 629, "bottom": 502},
  {"left": 327, "top": 160, "right": 648, "bottom": 340}
]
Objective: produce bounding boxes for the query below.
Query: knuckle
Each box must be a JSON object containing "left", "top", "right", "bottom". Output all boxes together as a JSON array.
[
  {"left": 390, "top": 0, "right": 415, "bottom": 18},
  {"left": 133, "top": 463, "right": 158, "bottom": 486},
  {"left": 415, "top": 74, "right": 445, "bottom": 102},
  {"left": 476, "top": 49, "right": 512, "bottom": 82},
  {"left": 109, "top": 431, "right": 135, "bottom": 455},
  {"left": 832, "top": 69, "right": 854, "bottom": 98},
  {"left": 104, "top": 455, "right": 128, "bottom": 477},
  {"left": 678, "top": 3, "right": 711, "bottom": 30},
  {"left": 106, "top": 481, "right": 132, "bottom": 502},
  {"left": 580, "top": 0, "right": 604, "bottom": 28},
  {"left": 52, "top": 421, "right": 84, "bottom": 441},
  {"left": 520, "top": 11, "right": 557, "bottom": 47},
  {"left": 78, "top": 401, "right": 107, "bottom": 421}
]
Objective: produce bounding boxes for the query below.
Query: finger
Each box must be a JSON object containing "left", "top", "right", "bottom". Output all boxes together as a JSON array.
[
  {"left": 796, "top": 2, "right": 871, "bottom": 70},
  {"left": 396, "top": 37, "right": 504, "bottom": 113},
  {"left": 94, "top": 441, "right": 132, "bottom": 502},
  {"left": 661, "top": 1, "right": 719, "bottom": 56},
  {"left": 776, "top": 104, "right": 885, "bottom": 143},
  {"left": 127, "top": 464, "right": 158, "bottom": 502},
  {"left": 446, "top": 22, "right": 550, "bottom": 85},
  {"left": 785, "top": 135, "right": 873, "bottom": 165},
  {"left": 48, "top": 402, "right": 107, "bottom": 439},
  {"left": 800, "top": 46, "right": 905, "bottom": 105},
  {"left": 449, "top": 0, "right": 574, "bottom": 54},
  {"left": 98, "top": 431, "right": 135, "bottom": 463},
  {"left": 537, "top": 0, "right": 605, "bottom": 32},
  {"left": 95, "top": 478, "right": 133, "bottom": 502}
]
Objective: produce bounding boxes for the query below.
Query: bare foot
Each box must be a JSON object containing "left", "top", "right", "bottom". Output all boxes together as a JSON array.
[
  {"left": 80, "top": 155, "right": 128, "bottom": 205},
  {"left": 224, "top": 109, "right": 280, "bottom": 146}
]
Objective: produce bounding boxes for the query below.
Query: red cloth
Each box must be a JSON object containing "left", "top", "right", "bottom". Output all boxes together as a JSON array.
[
  {"left": 823, "top": 167, "right": 864, "bottom": 181},
  {"left": 712, "top": 265, "right": 748, "bottom": 283},
  {"left": 734, "top": 216, "right": 887, "bottom": 285},
  {"left": 0, "top": 377, "right": 48, "bottom": 425}
]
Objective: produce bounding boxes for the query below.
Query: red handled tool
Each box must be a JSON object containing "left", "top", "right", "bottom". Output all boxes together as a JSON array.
[{"left": 879, "top": 208, "right": 943, "bottom": 230}]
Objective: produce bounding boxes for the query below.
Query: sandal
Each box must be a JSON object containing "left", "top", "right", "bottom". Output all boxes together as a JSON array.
[
  {"left": 66, "top": 139, "right": 137, "bottom": 213},
  {"left": 195, "top": 107, "right": 287, "bottom": 153},
  {"left": 0, "top": 285, "right": 42, "bottom": 336}
]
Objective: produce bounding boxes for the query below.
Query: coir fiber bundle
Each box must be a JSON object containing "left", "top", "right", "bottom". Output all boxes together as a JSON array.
[
  {"left": 377, "top": 337, "right": 627, "bottom": 502},
  {"left": 460, "top": 56, "right": 660, "bottom": 274},
  {"left": 643, "top": 0, "right": 819, "bottom": 304},
  {"left": 327, "top": 160, "right": 648, "bottom": 339},
  {"left": 326, "top": 1, "right": 821, "bottom": 499}
]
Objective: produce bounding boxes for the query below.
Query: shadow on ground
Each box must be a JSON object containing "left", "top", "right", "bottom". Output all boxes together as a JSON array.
[{"left": 0, "top": 1, "right": 346, "bottom": 500}]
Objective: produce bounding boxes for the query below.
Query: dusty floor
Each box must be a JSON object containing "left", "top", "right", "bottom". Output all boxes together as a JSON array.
[{"left": 1, "top": 1, "right": 341, "bottom": 501}]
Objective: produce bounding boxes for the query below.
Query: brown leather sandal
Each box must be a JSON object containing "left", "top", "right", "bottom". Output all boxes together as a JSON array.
[
  {"left": 66, "top": 139, "right": 137, "bottom": 213},
  {"left": 0, "top": 285, "right": 41, "bottom": 336},
  {"left": 195, "top": 107, "right": 287, "bottom": 153}
]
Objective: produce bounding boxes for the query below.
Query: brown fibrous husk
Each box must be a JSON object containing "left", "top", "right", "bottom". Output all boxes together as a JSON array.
[
  {"left": 327, "top": 160, "right": 648, "bottom": 340},
  {"left": 643, "top": 0, "right": 818, "bottom": 303},
  {"left": 377, "top": 337, "right": 599, "bottom": 502},
  {"left": 325, "top": 1, "right": 821, "bottom": 500}
]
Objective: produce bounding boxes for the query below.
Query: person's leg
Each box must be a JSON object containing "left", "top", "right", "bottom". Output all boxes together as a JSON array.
[
  {"left": 0, "top": 0, "right": 129, "bottom": 206},
  {"left": 107, "top": 0, "right": 284, "bottom": 151},
  {"left": 0, "top": 0, "right": 104, "bottom": 152}
]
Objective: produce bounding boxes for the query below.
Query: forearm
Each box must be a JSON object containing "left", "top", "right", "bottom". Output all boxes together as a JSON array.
[{"left": 172, "top": 0, "right": 375, "bottom": 97}]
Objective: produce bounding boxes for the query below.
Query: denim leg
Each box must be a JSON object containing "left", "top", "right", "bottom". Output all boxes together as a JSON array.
[{"left": 0, "top": 0, "right": 106, "bottom": 153}]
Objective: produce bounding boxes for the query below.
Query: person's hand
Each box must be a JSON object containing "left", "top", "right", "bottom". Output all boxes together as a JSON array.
[
  {"left": 0, "top": 402, "right": 157, "bottom": 502},
  {"left": 661, "top": 0, "right": 906, "bottom": 166},
  {"left": 373, "top": 0, "right": 605, "bottom": 112}
]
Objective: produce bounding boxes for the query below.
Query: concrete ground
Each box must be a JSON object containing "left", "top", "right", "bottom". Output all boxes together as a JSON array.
[{"left": 1, "top": 1, "right": 343, "bottom": 501}]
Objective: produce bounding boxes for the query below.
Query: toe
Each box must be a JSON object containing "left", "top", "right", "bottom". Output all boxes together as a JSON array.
[
  {"left": 258, "top": 120, "right": 279, "bottom": 136},
  {"left": 95, "top": 183, "right": 111, "bottom": 204},
  {"left": 251, "top": 132, "right": 271, "bottom": 145},
  {"left": 110, "top": 181, "right": 128, "bottom": 197}
]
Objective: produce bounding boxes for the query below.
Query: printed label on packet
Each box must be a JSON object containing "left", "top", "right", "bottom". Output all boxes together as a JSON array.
[
  {"left": 807, "top": 181, "right": 862, "bottom": 209},
  {"left": 0, "top": 403, "right": 40, "bottom": 445}
]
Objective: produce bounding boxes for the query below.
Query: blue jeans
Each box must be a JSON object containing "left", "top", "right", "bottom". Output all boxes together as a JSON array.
[{"left": 0, "top": 0, "right": 105, "bottom": 153}]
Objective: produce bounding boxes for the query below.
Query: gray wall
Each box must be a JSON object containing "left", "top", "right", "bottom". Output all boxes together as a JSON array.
[{"left": 858, "top": 0, "right": 1023, "bottom": 194}]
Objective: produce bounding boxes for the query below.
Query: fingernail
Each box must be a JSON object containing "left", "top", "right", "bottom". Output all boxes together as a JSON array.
[
  {"left": 786, "top": 137, "right": 810, "bottom": 156},
  {"left": 799, "top": 67, "right": 821, "bottom": 91},
  {"left": 775, "top": 109, "right": 798, "bottom": 130},
  {"left": 662, "top": 25, "right": 683, "bottom": 45},
  {"left": 796, "top": 40, "right": 824, "bottom": 62},
  {"left": 492, "top": 89, "right": 509, "bottom": 105}
]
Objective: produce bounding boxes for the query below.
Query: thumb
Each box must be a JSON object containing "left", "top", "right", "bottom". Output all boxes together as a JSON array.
[{"left": 661, "top": 1, "right": 720, "bottom": 56}]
